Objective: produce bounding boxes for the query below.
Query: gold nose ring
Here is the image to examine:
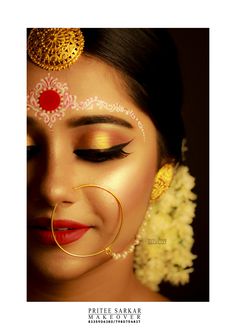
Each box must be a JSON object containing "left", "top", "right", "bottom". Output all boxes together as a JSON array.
[{"left": 50, "top": 184, "right": 123, "bottom": 258}]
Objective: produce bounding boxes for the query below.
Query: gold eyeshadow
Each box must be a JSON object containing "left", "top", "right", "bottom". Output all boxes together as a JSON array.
[{"left": 79, "top": 131, "right": 129, "bottom": 149}]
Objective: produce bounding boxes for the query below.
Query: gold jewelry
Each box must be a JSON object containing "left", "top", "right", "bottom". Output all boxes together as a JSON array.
[
  {"left": 151, "top": 163, "right": 175, "bottom": 200},
  {"left": 50, "top": 184, "right": 123, "bottom": 258},
  {"left": 27, "top": 28, "right": 85, "bottom": 71}
]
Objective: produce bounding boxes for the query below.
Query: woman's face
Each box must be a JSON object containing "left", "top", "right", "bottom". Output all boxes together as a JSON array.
[{"left": 27, "top": 55, "right": 160, "bottom": 281}]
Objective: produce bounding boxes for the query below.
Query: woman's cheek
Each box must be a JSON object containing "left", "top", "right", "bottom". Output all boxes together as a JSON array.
[
  {"left": 95, "top": 148, "right": 157, "bottom": 231},
  {"left": 101, "top": 147, "right": 157, "bottom": 201}
]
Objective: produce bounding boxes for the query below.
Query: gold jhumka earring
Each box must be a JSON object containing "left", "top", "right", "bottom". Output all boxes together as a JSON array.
[{"left": 150, "top": 163, "right": 175, "bottom": 201}]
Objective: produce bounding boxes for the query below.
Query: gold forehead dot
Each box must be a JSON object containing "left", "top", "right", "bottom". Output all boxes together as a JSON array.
[{"left": 27, "top": 28, "right": 85, "bottom": 71}]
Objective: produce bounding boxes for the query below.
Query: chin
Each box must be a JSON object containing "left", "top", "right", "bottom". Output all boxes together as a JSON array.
[{"left": 27, "top": 248, "right": 109, "bottom": 282}]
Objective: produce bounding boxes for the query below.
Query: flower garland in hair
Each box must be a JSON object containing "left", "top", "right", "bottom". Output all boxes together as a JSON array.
[{"left": 134, "top": 165, "right": 197, "bottom": 291}]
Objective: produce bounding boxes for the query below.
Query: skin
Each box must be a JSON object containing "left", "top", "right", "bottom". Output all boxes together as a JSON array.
[{"left": 27, "top": 54, "right": 168, "bottom": 301}]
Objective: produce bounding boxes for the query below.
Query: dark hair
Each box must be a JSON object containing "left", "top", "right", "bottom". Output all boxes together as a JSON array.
[{"left": 81, "top": 28, "right": 185, "bottom": 163}]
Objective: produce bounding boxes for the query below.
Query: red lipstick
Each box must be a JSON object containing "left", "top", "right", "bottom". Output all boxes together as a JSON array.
[{"left": 28, "top": 218, "right": 91, "bottom": 245}]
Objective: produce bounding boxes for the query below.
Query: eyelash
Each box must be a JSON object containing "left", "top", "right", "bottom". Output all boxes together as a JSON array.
[
  {"left": 74, "top": 142, "right": 131, "bottom": 163},
  {"left": 27, "top": 142, "right": 131, "bottom": 163}
]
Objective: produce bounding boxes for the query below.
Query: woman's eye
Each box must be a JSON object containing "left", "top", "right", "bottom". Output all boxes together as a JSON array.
[
  {"left": 27, "top": 145, "right": 40, "bottom": 160},
  {"left": 74, "top": 141, "right": 131, "bottom": 163}
]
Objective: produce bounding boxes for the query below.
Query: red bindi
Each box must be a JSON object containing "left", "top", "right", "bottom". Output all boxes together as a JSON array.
[{"left": 39, "top": 89, "right": 61, "bottom": 111}]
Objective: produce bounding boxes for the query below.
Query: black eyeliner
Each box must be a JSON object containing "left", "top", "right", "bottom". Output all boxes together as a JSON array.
[{"left": 74, "top": 140, "right": 132, "bottom": 163}]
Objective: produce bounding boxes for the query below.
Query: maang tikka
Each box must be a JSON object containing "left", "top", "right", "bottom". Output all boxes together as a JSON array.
[{"left": 27, "top": 28, "right": 85, "bottom": 71}]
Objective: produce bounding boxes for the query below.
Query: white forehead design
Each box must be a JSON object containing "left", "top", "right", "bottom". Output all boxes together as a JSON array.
[{"left": 27, "top": 73, "right": 145, "bottom": 140}]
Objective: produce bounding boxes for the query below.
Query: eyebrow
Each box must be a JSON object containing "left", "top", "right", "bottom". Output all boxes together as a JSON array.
[{"left": 66, "top": 115, "right": 133, "bottom": 129}]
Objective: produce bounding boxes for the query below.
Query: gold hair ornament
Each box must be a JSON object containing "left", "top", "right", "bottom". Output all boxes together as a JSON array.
[
  {"left": 28, "top": 28, "right": 85, "bottom": 71},
  {"left": 151, "top": 163, "right": 175, "bottom": 200},
  {"left": 50, "top": 184, "right": 123, "bottom": 258}
]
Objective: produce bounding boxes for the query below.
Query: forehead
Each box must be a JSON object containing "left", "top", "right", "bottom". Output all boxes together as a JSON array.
[
  {"left": 27, "top": 56, "right": 156, "bottom": 143},
  {"left": 27, "top": 55, "right": 128, "bottom": 103}
]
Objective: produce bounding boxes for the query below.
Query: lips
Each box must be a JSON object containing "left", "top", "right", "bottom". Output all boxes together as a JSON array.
[{"left": 28, "top": 218, "right": 91, "bottom": 245}]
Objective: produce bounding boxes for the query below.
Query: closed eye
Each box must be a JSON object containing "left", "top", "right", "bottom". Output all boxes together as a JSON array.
[{"left": 74, "top": 141, "right": 132, "bottom": 163}]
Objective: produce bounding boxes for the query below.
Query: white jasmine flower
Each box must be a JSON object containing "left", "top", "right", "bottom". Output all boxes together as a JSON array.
[{"left": 134, "top": 165, "right": 197, "bottom": 291}]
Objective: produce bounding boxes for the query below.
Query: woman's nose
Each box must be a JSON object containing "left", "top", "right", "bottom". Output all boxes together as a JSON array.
[{"left": 36, "top": 154, "right": 77, "bottom": 207}]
